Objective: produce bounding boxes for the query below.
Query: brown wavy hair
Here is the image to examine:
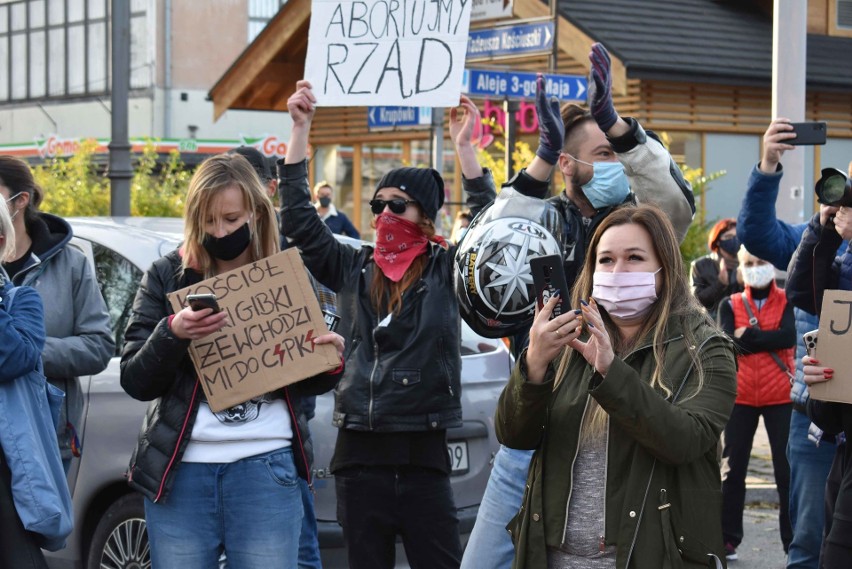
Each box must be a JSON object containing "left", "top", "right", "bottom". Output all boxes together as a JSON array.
[
  {"left": 370, "top": 206, "right": 436, "bottom": 316},
  {"left": 555, "top": 204, "right": 712, "bottom": 436}
]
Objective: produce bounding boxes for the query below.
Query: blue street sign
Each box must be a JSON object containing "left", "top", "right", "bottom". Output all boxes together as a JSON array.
[
  {"left": 467, "top": 22, "right": 554, "bottom": 59},
  {"left": 462, "top": 69, "right": 588, "bottom": 101},
  {"left": 367, "top": 106, "right": 432, "bottom": 129}
]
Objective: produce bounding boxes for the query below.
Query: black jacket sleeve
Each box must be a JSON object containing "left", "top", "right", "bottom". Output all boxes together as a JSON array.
[
  {"left": 731, "top": 301, "right": 796, "bottom": 353},
  {"left": 786, "top": 213, "right": 841, "bottom": 315},
  {"left": 120, "top": 260, "right": 192, "bottom": 401}
]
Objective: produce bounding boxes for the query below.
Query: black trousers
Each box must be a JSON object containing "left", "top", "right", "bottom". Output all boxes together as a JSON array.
[
  {"left": 336, "top": 464, "right": 462, "bottom": 569},
  {"left": 721, "top": 402, "right": 793, "bottom": 551},
  {"left": 0, "top": 450, "right": 49, "bottom": 569}
]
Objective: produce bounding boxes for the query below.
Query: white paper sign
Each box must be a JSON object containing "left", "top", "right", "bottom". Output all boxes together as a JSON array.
[{"left": 305, "top": 0, "right": 473, "bottom": 106}]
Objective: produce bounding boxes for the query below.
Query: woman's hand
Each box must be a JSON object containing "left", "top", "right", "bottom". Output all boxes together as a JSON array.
[
  {"left": 449, "top": 95, "right": 480, "bottom": 149},
  {"left": 802, "top": 354, "right": 833, "bottom": 386},
  {"left": 287, "top": 80, "right": 317, "bottom": 128},
  {"left": 569, "top": 298, "right": 615, "bottom": 377},
  {"left": 313, "top": 331, "right": 345, "bottom": 360},
  {"left": 171, "top": 307, "right": 230, "bottom": 341},
  {"left": 525, "top": 295, "right": 583, "bottom": 383}
]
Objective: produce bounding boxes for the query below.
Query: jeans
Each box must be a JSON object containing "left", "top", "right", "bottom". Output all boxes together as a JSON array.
[
  {"left": 335, "top": 464, "right": 462, "bottom": 569},
  {"left": 460, "top": 446, "right": 534, "bottom": 569},
  {"left": 298, "top": 477, "right": 322, "bottom": 569},
  {"left": 144, "top": 448, "right": 303, "bottom": 569},
  {"left": 722, "top": 403, "right": 793, "bottom": 551},
  {"left": 787, "top": 409, "right": 835, "bottom": 569}
]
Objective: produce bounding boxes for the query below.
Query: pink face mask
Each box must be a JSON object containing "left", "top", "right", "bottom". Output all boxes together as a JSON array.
[{"left": 592, "top": 268, "right": 662, "bottom": 322}]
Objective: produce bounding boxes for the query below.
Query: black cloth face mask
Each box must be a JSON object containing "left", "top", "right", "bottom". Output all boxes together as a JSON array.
[
  {"left": 202, "top": 221, "right": 251, "bottom": 261},
  {"left": 717, "top": 236, "right": 740, "bottom": 255},
  {"left": 318, "top": 196, "right": 332, "bottom": 207}
]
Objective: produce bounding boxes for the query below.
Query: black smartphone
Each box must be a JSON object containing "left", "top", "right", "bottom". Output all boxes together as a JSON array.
[
  {"left": 802, "top": 329, "right": 818, "bottom": 357},
  {"left": 530, "top": 254, "right": 570, "bottom": 319},
  {"left": 186, "top": 293, "right": 221, "bottom": 314},
  {"left": 789, "top": 121, "right": 827, "bottom": 146}
]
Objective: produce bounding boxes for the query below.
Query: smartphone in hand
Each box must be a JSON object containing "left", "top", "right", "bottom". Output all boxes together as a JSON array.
[
  {"left": 803, "top": 329, "right": 818, "bottom": 357},
  {"left": 530, "top": 254, "right": 570, "bottom": 319},
  {"left": 789, "top": 122, "right": 827, "bottom": 146},
  {"left": 186, "top": 293, "right": 221, "bottom": 314}
]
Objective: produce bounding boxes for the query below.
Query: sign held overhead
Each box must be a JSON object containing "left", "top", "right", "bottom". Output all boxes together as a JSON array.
[
  {"left": 812, "top": 289, "right": 852, "bottom": 404},
  {"left": 305, "top": 0, "right": 474, "bottom": 106}
]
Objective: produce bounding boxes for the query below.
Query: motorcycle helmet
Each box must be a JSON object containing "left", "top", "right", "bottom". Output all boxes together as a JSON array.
[{"left": 455, "top": 187, "right": 563, "bottom": 338}]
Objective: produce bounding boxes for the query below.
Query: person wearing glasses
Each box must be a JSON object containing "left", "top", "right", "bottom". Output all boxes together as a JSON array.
[{"left": 279, "top": 81, "right": 496, "bottom": 569}]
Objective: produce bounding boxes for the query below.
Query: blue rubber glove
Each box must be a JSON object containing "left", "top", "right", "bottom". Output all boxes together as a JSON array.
[
  {"left": 588, "top": 43, "right": 618, "bottom": 133},
  {"left": 534, "top": 74, "right": 564, "bottom": 165}
]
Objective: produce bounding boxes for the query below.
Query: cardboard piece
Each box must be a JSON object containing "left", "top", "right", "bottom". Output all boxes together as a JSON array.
[
  {"left": 304, "top": 0, "right": 473, "bottom": 107},
  {"left": 167, "top": 249, "right": 339, "bottom": 412},
  {"left": 812, "top": 289, "right": 852, "bottom": 404}
]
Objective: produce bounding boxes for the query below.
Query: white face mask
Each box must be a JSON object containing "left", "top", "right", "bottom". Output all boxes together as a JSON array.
[{"left": 742, "top": 264, "right": 775, "bottom": 289}]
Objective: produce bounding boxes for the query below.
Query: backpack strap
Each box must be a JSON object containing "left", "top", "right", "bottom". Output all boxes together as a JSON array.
[{"left": 740, "top": 292, "right": 795, "bottom": 383}]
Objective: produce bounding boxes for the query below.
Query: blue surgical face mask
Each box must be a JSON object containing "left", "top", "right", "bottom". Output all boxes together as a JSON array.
[{"left": 570, "top": 157, "right": 631, "bottom": 209}]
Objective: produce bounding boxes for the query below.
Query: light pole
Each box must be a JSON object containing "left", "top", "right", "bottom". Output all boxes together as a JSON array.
[{"left": 109, "top": 0, "right": 132, "bottom": 216}]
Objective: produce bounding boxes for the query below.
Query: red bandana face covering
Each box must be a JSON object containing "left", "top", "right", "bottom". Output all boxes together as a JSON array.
[{"left": 373, "top": 213, "right": 429, "bottom": 282}]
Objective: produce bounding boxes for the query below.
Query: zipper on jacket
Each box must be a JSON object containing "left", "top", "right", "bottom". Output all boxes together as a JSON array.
[
  {"left": 284, "top": 386, "right": 314, "bottom": 489},
  {"left": 154, "top": 380, "right": 199, "bottom": 503},
  {"left": 625, "top": 460, "right": 657, "bottom": 565},
  {"left": 600, "top": 417, "right": 610, "bottom": 552},
  {"left": 560, "top": 395, "right": 592, "bottom": 546},
  {"left": 368, "top": 325, "right": 380, "bottom": 431}
]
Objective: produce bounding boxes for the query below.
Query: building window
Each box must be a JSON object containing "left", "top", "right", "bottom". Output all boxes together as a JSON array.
[
  {"left": 0, "top": 0, "right": 151, "bottom": 103},
  {"left": 839, "top": 0, "right": 852, "bottom": 29},
  {"left": 248, "top": 0, "right": 286, "bottom": 42}
]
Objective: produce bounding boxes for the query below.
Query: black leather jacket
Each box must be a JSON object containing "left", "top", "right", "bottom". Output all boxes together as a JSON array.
[
  {"left": 279, "top": 159, "right": 496, "bottom": 433},
  {"left": 120, "top": 250, "right": 341, "bottom": 502}
]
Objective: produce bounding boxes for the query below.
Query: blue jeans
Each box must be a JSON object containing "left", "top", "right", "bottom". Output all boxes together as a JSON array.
[
  {"left": 145, "top": 448, "right": 303, "bottom": 569},
  {"left": 298, "top": 477, "right": 321, "bottom": 569},
  {"left": 786, "top": 410, "right": 835, "bottom": 569},
  {"left": 460, "top": 446, "right": 534, "bottom": 569}
]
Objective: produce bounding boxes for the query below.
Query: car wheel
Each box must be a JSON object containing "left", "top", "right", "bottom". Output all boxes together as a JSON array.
[{"left": 87, "top": 493, "right": 151, "bottom": 569}]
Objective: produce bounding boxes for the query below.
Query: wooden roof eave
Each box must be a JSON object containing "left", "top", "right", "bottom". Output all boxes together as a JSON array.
[
  {"left": 512, "top": 0, "right": 627, "bottom": 96},
  {"left": 209, "top": 0, "right": 311, "bottom": 120}
]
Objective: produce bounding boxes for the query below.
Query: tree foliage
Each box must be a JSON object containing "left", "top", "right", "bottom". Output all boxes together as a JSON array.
[{"left": 35, "top": 140, "right": 191, "bottom": 218}]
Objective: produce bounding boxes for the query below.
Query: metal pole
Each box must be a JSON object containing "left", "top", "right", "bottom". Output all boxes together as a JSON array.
[
  {"left": 549, "top": 0, "right": 558, "bottom": 73},
  {"left": 431, "top": 107, "right": 445, "bottom": 175},
  {"left": 504, "top": 99, "right": 518, "bottom": 180},
  {"left": 109, "top": 0, "right": 132, "bottom": 216},
  {"left": 771, "top": 0, "right": 807, "bottom": 224}
]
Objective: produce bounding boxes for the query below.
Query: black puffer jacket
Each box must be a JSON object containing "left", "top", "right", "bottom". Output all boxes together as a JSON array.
[
  {"left": 120, "top": 250, "right": 342, "bottom": 503},
  {"left": 279, "top": 160, "right": 496, "bottom": 433}
]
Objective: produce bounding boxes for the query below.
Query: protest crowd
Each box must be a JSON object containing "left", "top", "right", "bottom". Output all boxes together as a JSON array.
[{"left": 1, "top": 13, "right": 852, "bottom": 569}]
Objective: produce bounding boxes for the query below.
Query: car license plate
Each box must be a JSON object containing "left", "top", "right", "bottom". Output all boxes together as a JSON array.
[{"left": 447, "top": 441, "right": 469, "bottom": 475}]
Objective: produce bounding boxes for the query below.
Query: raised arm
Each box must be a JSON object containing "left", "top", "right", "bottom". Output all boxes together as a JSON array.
[
  {"left": 737, "top": 119, "right": 803, "bottom": 269},
  {"left": 279, "top": 80, "right": 360, "bottom": 291}
]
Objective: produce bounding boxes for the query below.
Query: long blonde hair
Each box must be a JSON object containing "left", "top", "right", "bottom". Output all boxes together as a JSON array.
[
  {"left": 555, "top": 204, "right": 711, "bottom": 438},
  {"left": 182, "top": 154, "right": 280, "bottom": 277}
]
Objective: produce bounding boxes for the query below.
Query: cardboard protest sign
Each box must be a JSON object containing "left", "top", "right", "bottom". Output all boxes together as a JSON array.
[
  {"left": 813, "top": 289, "right": 852, "bottom": 404},
  {"left": 167, "top": 249, "right": 340, "bottom": 412},
  {"left": 305, "top": 0, "right": 473, "bottom": 106}
]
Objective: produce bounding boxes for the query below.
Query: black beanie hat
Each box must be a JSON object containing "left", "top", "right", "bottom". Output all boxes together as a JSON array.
[{"left": 374, "top": 167, "right": 445, "bottom": 222}]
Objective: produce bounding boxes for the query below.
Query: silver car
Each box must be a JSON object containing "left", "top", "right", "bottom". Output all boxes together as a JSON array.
[{"left": 45, "top": 217, "right": 511, "bottom": 569}]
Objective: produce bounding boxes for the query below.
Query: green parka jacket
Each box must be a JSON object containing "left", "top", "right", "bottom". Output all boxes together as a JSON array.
[{"left": 496, "top": 313, "right": 736, "bottom": 569}]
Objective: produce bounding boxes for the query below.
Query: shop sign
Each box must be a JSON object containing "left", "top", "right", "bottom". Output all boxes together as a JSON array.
[{"left": 467, "top": 21, "right": 553, "bottom": 60}]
